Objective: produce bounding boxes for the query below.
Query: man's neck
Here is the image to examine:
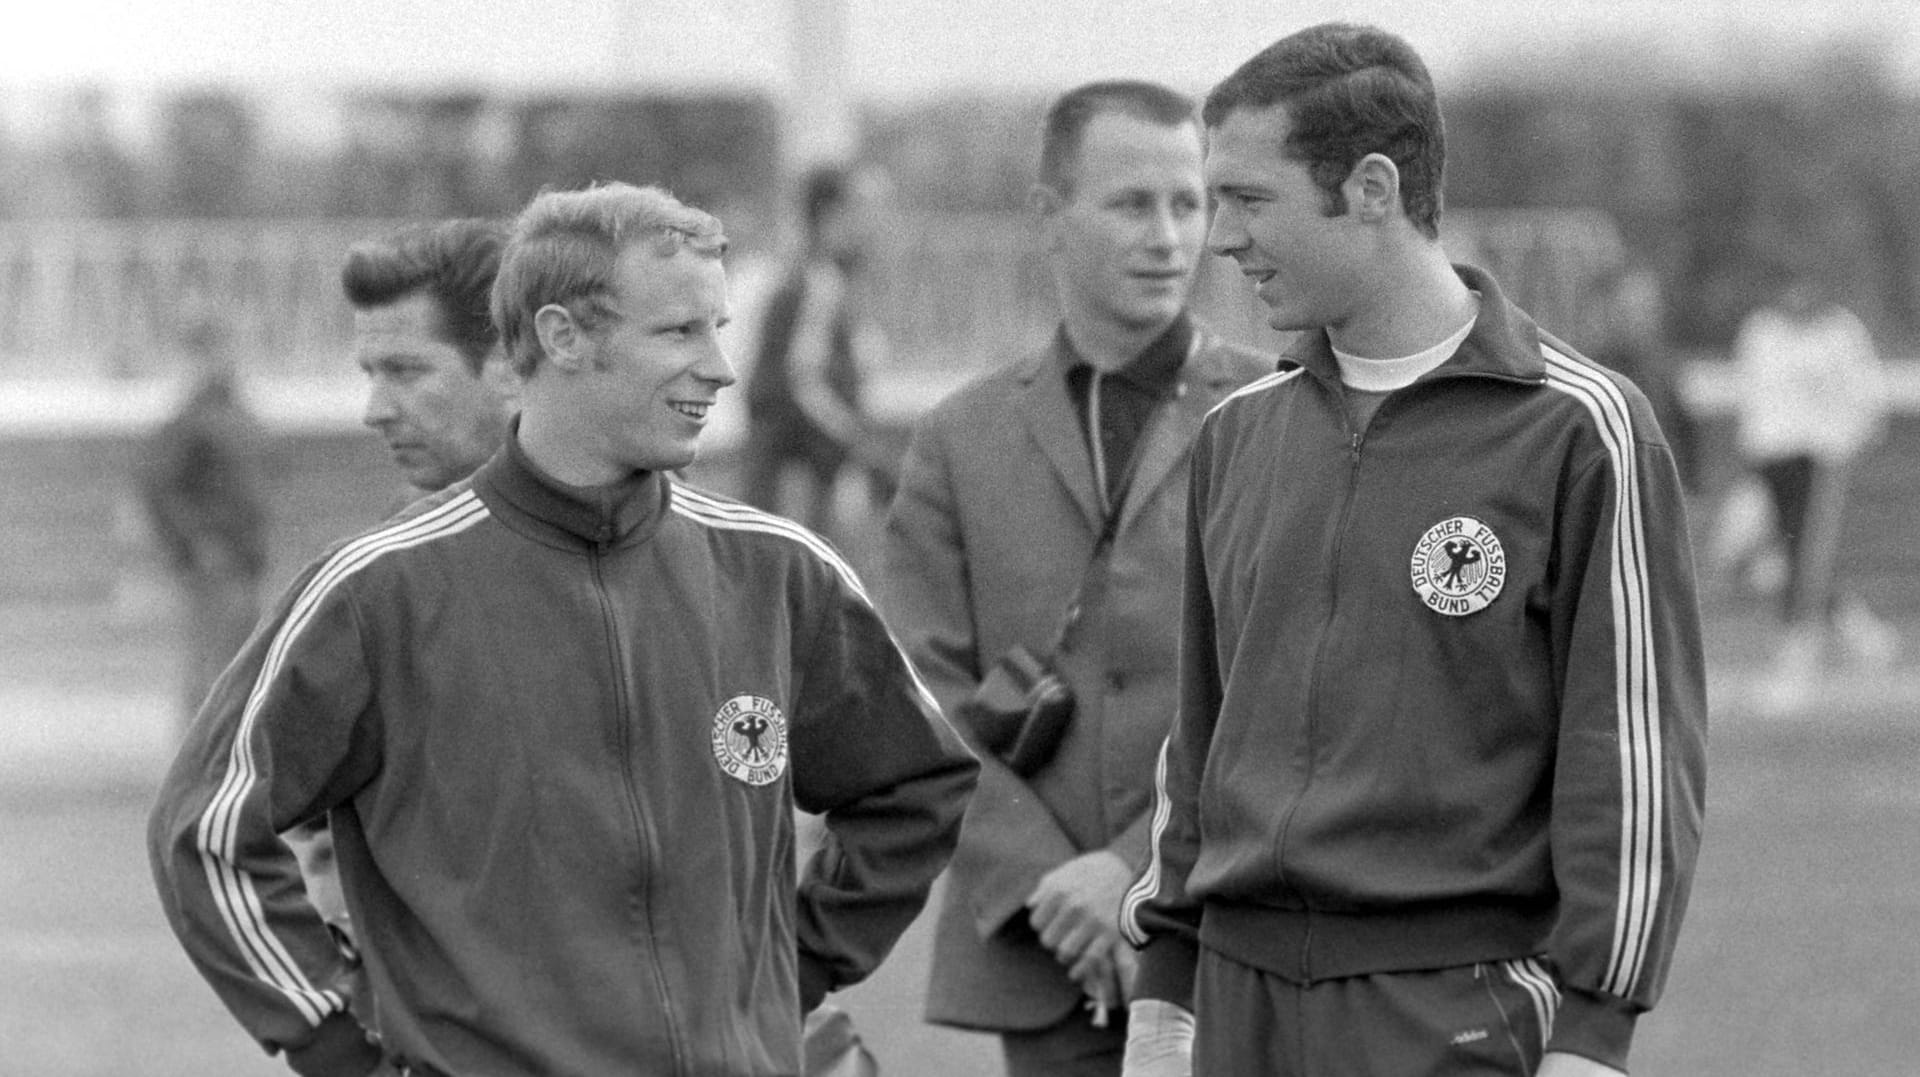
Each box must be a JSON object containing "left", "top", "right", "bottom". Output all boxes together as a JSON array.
[
  {"left": 1061, "top": 309, "right": 1177, "bottom": 373},
  {"left": 1326, "top": 248, "right": 1475, "bottom": 360},
  {"left": 514, "top": 407, "right": 623, "bottom": 488}
]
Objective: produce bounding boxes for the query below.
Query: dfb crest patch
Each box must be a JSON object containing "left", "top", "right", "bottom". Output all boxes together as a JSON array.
[
  {"left": 711, "top": 695, "right": 788, "bottom": 786},
  {"left": 1411, "top": 516, "right": 1506, "bottom": 616}
]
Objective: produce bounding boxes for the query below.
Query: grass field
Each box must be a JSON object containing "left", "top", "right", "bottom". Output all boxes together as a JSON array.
[{"left": 5, "top": 603, "right": 1919, "bottom": 1076}]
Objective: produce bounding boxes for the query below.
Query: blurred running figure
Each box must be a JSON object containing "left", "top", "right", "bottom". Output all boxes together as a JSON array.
[
  {"left": 742, "top": 162, "right": 897, "bottom": 536},
  {"left": 1732, "top": 260, "right": 1896, "bottom": 703},
  {"left": 139, "top": 310, "right": 269, "bottom": 737},
  {"left": 1118, "top": 24, "right": 1707, "bottom": 1077},
  {"left": 150, "top": 183, "right": 976, "bottom": 1077}
]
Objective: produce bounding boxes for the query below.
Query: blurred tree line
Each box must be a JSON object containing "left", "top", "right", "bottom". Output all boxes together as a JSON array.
[
  {"left": 0, "top": 87, "right": 783, "bottom": 251},
  {"left": 4, "top": 36, "right": 1914, "bottom": 352}
]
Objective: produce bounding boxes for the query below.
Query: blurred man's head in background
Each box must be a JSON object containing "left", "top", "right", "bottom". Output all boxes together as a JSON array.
[
  {"left": 800, "top": 162, "right": 893, "bottom": 271},
  {"left": 1033, "top": 79, "right": 1206, "bottom": 343},
  {"left": 343, "top": 218, "right": 518, "bottom": 492}
]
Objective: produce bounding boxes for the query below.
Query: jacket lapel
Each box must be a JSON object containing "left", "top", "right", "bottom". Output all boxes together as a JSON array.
[
  {"left": 1018, "top": 344, "right": 1103, "bottom": 535},
  {"left": 1117, "top": 333, "right": 1240, "bottom": 535}
]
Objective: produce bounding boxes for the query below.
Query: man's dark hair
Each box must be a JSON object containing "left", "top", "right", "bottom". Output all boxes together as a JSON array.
[
  {"left": 341, "top": 218, "right": 508, "bottom": 372},
  {"left": 1039, "top": 80, "right": 1198, "bottom": 198},
  {"left": 1204, "top": 23, "right": 1446, "bottom": 239}
]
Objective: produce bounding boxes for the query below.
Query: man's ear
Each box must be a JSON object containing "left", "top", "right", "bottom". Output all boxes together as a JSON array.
[
  {"left": 1344, "top": 153, "right": 1401, "bottom": 224},
  {"left": 1029, "top": 182, "right": 1067, "bottom": 251},
  {"left": 532, "top": 304, "right": 589, "bottom": 373}
]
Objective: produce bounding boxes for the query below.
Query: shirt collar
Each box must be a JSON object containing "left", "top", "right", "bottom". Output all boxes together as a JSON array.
[
  {"left": 1056, "top": 313, "right": 1194, "bottom": 395},
  {"left": 1281, "top": 264, "right": 1546, "bottom": 388}
]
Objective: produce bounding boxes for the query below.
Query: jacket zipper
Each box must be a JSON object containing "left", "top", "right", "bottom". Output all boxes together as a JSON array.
[
  {"left": 591, "top": 546, "right": 687, "bottom": 1075},
  {"left": 1281, "top": 387, "right": 1370, "bottom": 980},
  {"left": 1263, "top": 365, "right": 1540, "bottom": 977}
]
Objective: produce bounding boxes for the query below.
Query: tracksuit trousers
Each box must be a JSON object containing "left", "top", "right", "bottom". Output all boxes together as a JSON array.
[{"left": 1192, "top": 947, "right": 1563, "bottom": 1076}]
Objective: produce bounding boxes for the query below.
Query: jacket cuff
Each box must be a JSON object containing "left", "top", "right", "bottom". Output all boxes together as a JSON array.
[
  {"left": 1546, "top": 986, "right": 1641, "bottom": 1072},
  {"left": 283, "top": 1013, "right": 382, "bottom": 1077},
  {"left": 1130, "top": 935, "right": 1199, "bottom": 1010},
  {"left": 798, "top": 951, "right": 836, "bottom": 1015}
]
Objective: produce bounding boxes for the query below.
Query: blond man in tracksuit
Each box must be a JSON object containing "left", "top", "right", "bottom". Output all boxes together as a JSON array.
[
  {"left": 1119, "top": 24, "right": 1707, "bottom": 1077},
  {"left": 149, "top": 183, "right": 977, "bottom": 1077}
]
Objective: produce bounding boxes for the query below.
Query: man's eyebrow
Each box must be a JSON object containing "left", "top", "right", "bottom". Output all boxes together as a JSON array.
[{"left": 360, "top": 351, "right": 431, "bottom": 367}]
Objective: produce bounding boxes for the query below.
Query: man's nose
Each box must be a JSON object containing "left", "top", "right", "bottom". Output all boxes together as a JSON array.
[
  {"left": 696, "top": 339, "right": 738, "bottom": 388},
  {"left": 362, "top": 380, "right": 399, "bottom": 428},
  {"left": 1144, "top": 203, "right": 1182, "bottom": 249},
  {"left": 1206, "top": 203, "right": 1247, "bottom": 257}
]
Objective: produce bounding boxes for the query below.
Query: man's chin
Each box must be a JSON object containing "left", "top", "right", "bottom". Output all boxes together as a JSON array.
[
  {"left": 1114, "top": 300, "right": 1187, "bottom": 334},
  {"left": 646, "top": 448, "right": 701, "bottom": 474},
  {"left": 391, "top": 456, "right": 451, "bottom": 492}
]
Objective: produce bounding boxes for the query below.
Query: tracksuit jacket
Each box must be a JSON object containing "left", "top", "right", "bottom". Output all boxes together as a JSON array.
[
  {"left": 1121, "top": 266, "right": 1707, "bottom": 1071},
  {"left": 148, "top": 433, "right": 978, "bottom": 1077}
]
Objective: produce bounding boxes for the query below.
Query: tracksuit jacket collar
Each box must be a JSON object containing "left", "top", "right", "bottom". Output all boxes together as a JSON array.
[
  {"left": 478, "top": 420, "right": 670, "bottom": 550},
  {"left": 1279, "top": 263, "right": 1549, "bottom": 390}
]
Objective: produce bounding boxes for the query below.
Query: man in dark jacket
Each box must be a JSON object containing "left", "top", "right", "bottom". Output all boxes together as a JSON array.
[
  {"left": 149, "top": 182, "right": 977, "bottom": 1077},
  {"left": 282, "top": 217, "right": 524, "bottom": 988},
  {"left": 344, "top": 218, "right": 519, "bottom": 500},
  {"left": 881, "top": 80, "right": 1268, "bottom": 1077},
  {"left": 1118, "top": 24, "right": 1706, "bottom": 1077}
]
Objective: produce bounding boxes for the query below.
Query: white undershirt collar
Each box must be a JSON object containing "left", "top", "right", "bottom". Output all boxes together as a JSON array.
[{"left": 1333, "top": 297, "right": 1480, "bottom": 393}]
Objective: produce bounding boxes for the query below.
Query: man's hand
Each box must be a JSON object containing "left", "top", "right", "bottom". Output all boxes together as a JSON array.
[
  {"left": 1064, "top": 932, "right": 1140, "bottom": 1019},
  {"left": 1537, "top": 1051, "right": 1628, "bottom": 1077},
  {"left": 1064, "top": 937, "right": 1141, "bottom": 1027},
  {"left": 1025, "top": 849, "right": 1135, "bottom": 973},
  {"left": 1119, "top": 998, "right": 1193, "bottom": 1077}
]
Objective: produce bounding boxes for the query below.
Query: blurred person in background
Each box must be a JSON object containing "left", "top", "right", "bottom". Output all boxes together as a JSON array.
[
  {"left": 138, "top": 308, "right": 269, "bottom": 739},
  {"left": 1117, "top": 23, "right": 1706, "bottom": 1077},
  {"left": 344, "top": 218, "right": 519, "bottom": 500},
  {"left": 150, "top": 182, "right": 976, "bottom": 1077},
  {"left": 881, "top": 80, "right": 1268, "bottom": 1077},
  {"left": 278, "top": 217, "right": 522, "bottom": 1004},
  {"left": 742, "top": 162, "right": 897, "bottom": 539},
  {"left": 1732, "top": 260, "right": 1897, "bottom": 702}
]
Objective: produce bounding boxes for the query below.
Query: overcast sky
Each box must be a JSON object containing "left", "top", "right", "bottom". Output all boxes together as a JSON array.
[{"left": 9, "top": 0, "right": 1919, "bottom": 98}]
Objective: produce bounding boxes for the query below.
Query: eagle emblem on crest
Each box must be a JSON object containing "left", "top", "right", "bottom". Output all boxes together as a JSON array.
[
  {"left": 711, "top": 695, "right": 788, "bottom": 786},
  {"left": 1410, "top": 516, "right": 1506, "bottom": 617}
]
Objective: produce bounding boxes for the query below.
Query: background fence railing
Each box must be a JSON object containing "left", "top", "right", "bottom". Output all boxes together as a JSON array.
[{"left": 0, "top": 208, "right": 1622, "bottom": 384}]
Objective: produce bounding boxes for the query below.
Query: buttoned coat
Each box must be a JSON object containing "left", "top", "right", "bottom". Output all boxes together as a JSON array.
[{"left": 880, "top": 325, "right": 1270, "bottom": 1031}]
